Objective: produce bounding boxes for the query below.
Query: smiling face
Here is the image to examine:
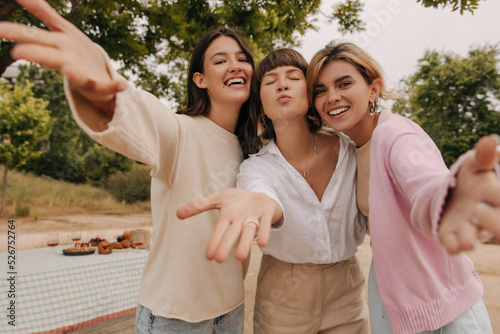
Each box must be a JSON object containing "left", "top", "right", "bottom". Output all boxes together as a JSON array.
[
  {"left": 260, "top": 65, "right": 309, "bottom": 125},
  {"left": 313, "top": 59, "right": 381, "bottom": 143},
  {"left": 193, "top": 36, "right": 253, "bottom": 110}
]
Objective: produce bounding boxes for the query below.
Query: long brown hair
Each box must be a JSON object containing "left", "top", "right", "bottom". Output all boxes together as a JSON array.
[
  {"left": 242, "top": 48, "right": 322, "bottom": 157},
  {"left": 177, "top": 27, "right": 255, "bottom": 146}
]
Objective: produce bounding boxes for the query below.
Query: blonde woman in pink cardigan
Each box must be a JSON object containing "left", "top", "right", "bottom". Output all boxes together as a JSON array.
[{"left": 308, "top": 41, "right": 498, "bottom": 334}]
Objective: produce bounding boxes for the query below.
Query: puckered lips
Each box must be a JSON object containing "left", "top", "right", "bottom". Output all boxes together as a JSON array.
[
  {"left": 224, "top": 77, "right": 246, "bottom": 87},
  {"left": 277, "top": 93, "right": 291, "bottom": 102},
  {"left": 327, "top": 106, "right": 350, "bottom": 116}
]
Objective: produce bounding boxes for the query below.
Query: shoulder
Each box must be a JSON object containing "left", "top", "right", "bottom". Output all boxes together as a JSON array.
[
  {"left": 373, "top": 111, "right": 442, "bottom": 165},
  {"left": 242, "top": 141, "right": 277, "bottom": 168},
  {"left": 375, "top": 111, "right": 415, "bottom": 132},
  {"left": 319, "top": 127, "right": 353, "bottom": 145},
  {"left": 373, "top": 111, "right": 428, "bottom": 146},
  {"left": 321, "top": 127, "right": 356, "bottom": 153}
]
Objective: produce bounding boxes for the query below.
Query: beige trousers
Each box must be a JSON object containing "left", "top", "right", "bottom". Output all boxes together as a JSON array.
[{"left": 253, "top": 254, "right": 369, "bottom": 334}]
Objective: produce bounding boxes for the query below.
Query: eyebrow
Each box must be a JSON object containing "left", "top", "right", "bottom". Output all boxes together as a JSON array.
[
  {"left": 315, "top": 74, "right": 352, "bottom": 88},
  {"left": 210, "top": 50, "right": 246, "bottom": 60},
  {"left": 334, "top": 75, "right": 352, "bottom": 84},
  {"left": 263, "top": 68, "right": 302, "bottom": 78}
]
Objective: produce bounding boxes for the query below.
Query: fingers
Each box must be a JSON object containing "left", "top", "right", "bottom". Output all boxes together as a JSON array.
[
  {"left": 235, "top": 224, "right": 257, "bottom": 261},
  {"left": 441, "top": 203, "right": 500, "bottom": 254},
  {"left": 63, "top": 64, "right": 128, "bottom": 98},
  {"left": 0, "top": 22, "right": 59, "bottom": 46},
  {"left": 472, "top": 203, "right": 500, "bottom": 240},
  {"left": 177, "top": 193, "right": 219, "bottom": 220},
  {"left": 11, "top": 43, "right": 67, "bottom": 70},
  {"left": 16, "top": 0, "right": 71, "bottom": 32},
  {"left": 472, "top": 135, "right": 500, "bottom": 171},
  {"left": 205, "top": 219, "right": 231, "bottom": 260},
  {"left": 256, "top": 211, "right": 273, "bottom": 248},
  {"left": 212, "top": 221, "right": 245, "bottom": 263},
  {"left": 440, "top": 232, "right": 461, "bottom": 255}
]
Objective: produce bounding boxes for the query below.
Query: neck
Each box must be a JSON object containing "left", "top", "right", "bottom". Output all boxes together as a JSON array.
[
  {"left": 346, "top": 111, "right": 380, "bottom": 147},
  {"left": 206, "top": 102, "right": 242, "bottom": 133},
  {"left": 274, "top": 118, "right": 314, "bottom": 162}
]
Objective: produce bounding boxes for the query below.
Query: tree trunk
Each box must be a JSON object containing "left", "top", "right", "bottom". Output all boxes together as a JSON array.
[{"left": 1, "top": 159, "right": 8, "bottom": 214}]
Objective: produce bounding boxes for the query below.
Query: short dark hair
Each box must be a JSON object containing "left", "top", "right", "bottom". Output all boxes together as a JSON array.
[{"left": 242, "top": 48, "right": 321, "bottom": 156}]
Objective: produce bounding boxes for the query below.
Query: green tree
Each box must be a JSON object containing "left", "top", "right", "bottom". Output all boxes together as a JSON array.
[
  {"left": 416, "top": 0, "right": 480, "bottom": 14},
  {"left": 393, "top": 45, "right": 500, "bottom": 166},
  {"left": 326, "top": 0, "right": 479, "bottom": 36},
  {"left": 81, "top": 143, "right": 134, "bottom": 186},
  {"left": 0, "top": 80, "right": 52, "bottom": 213},
  {"left": 15, "top": 65, "right": 133, "bottom": 184},
  {"left": 1, "top": 0, "right": 481, "bottom": 106},
  {"left": 1, "top": 0, "right": 322, "bottom": 106}
]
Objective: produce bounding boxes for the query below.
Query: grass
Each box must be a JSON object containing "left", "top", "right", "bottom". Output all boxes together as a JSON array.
[{"left": 0, "top": 166, "right": 150, "bottom": 219}]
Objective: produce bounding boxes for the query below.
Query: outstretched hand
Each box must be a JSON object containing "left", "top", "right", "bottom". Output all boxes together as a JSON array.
[
  {"left": 0, "top": 0, "right": 127, "bottom": 115},
  {"left": 177, "top": 188, "right": 282, "bottom": 263},
  {"left": 439, "top": 135, "right": 500, "bottom": 254}
]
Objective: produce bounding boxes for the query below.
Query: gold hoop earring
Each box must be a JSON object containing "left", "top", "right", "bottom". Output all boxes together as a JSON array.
[{"left": 369, "top": 101, "right": 377, "bottom": 115}]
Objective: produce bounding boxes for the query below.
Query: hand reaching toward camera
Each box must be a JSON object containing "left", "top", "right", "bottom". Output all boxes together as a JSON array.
[
  {"left": 177, "top": 188, "right": 282, "bottom": 263},
  {"left": 439, "top": 135, "right": 500, "bottom": 254},
  {"left": 0, "top": 0, "right": 127, "bottom": 115}
]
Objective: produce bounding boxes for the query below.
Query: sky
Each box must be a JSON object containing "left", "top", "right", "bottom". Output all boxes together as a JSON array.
[{"left": 296, "top": 0, "right": 500, "bottom": 92}]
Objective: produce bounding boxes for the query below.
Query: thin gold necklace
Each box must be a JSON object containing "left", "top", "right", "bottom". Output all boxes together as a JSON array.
[{"left": 296, "top": 134, "right": 317, "bottom": 178}]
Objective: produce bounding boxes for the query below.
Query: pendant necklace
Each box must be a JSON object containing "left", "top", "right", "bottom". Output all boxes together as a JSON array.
[{"left": 297, "top": 133, "right": 317, "bottom": 179}]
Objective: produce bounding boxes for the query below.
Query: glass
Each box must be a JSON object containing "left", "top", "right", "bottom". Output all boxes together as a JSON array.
[
  {"left": 71, "top": 231, "right": 82, "bottom": 242},
  {"left": 132, "top": 234, "right": 144, "bottom": 252},
  {"left": 47, "top": 234, "right": 59, "bottom": 253}
]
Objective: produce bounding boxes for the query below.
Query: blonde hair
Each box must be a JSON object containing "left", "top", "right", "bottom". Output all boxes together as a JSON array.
[{"left": 307, "top": 41, "right": 394, "bottom": 107}]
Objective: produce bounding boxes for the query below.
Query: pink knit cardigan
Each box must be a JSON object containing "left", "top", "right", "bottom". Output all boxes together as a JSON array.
[{"left": 369, "top": 111, "right": 485, "bottom": 333}]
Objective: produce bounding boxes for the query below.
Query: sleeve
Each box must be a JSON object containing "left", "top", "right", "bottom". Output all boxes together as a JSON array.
[
  {"left": 386, "top": 132, "right": 453, "bottom": 239},
  {"left": 63, "top": 46, "right": 181, "bottom": 181},
  {"left": 236, "top": 156, "right": 285, "bottom": 228}
]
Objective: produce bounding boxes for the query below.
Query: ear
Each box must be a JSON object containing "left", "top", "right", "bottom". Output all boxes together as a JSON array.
[
  {"left": 193, "top": 72, "right": 207, "bottom": 89},
  {"left": 369, "top": 78, "right": 383, "bottom": 101}
]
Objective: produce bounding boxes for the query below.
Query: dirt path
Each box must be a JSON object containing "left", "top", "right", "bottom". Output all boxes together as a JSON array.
[{"left": 1, "top": 214, "right": 498, "bottom": 333}]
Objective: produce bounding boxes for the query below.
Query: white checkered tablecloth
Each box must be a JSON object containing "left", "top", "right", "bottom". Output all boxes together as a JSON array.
[{"left": 0, "top": 245, "right": 148, "bottom": 333}]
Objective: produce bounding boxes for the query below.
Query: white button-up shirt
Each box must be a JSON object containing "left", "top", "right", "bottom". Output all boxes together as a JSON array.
[{"left": 237, "top": 131, "right": 366, "bottom": 264}]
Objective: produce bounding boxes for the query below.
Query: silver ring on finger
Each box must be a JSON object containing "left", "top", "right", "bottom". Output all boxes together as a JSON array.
[{"left": 243, "top": 216, "right": 260, "bottom": 239}]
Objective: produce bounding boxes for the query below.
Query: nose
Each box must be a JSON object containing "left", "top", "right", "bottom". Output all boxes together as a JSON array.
[
  {"left": 228, "top": 61, "right": 242, "bottom": 73},
  {"left": 277, "top": 78, "right": 289, "bottom": 92},
  {"left": 327, "top": 89, "right": 340, "bottom": 103}
]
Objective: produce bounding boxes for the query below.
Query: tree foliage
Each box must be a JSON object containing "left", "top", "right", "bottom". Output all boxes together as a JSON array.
[
  {"left": 0, "top": 79, "right": 52, "bottom": 212},
  {"left": 15, "top": 65, "right": 133, "bottom": 184},
  {"left": 324, "top": 0, "right": 480, "bottom": 37},
  {"left": 330, "top": 0, "right": 366, "bottom": 35},
  {"left": 1, "top": 0, "right": 322, "bottom": 107},
  {"left": 393, "top": 45, "right": 500, "bottom": 166},
  {"left": 1, "top": 0, "right": 483, "bottom": 107},
  {"left": 416, "top": 0, "right": 480, "bottom": 14}
]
